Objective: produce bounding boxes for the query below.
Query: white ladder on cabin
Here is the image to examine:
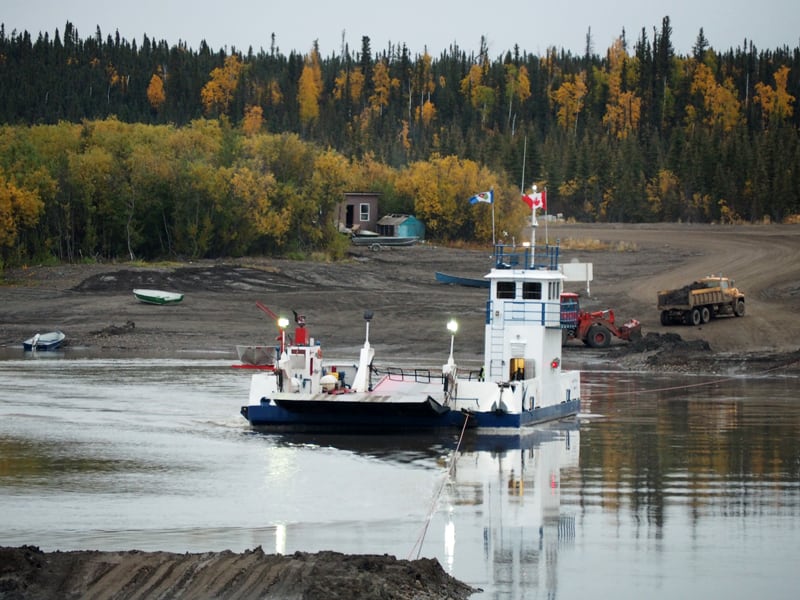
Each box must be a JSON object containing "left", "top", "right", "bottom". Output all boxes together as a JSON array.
[{"left": 488, "top": 316, "right": 505, "bottom": 379}]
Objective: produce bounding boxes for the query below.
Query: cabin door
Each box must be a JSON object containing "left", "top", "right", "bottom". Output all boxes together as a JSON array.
[{"left": 510, "top": 357, "right": 526, "bottom": 380}]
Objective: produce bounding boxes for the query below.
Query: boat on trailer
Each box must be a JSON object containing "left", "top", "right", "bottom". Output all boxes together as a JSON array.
[
  {"left": 350, "top": 234, "right": 419, "bottom": 249},
  {"left": 240, "top": 241, "right": 581, "bottom": 433}
]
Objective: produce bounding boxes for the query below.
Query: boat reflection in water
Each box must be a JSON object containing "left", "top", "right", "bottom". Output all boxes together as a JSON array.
[
  {"left": 267, "top": 425, "right": 580, "bottom": 596},
  {"left": 440, "top": 426, "right": 579, "bottom": 596}
]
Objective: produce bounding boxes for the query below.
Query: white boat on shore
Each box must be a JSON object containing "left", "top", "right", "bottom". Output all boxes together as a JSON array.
[{"left": 133, "top": 289, "right": 184, "bottom": 305}]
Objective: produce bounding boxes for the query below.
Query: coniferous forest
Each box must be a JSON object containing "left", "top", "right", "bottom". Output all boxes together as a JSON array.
[{"left": 0, "top": 17, "right": 798, "bottom": 266}]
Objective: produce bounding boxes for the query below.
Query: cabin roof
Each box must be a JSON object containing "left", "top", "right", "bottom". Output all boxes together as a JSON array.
[{"left": 486, "top": 268, "right": 565, "bottom": 281}]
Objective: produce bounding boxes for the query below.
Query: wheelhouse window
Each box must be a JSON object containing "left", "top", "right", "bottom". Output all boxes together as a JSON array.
[
  {"left": 359, "top": 203, "right": 370, "bottom": 221},
  {"left": 522, "top": 282, "right": 542, "bottom": 300},
  {"left": 496, "top": 281, "right": 516, "bottom": 299}
]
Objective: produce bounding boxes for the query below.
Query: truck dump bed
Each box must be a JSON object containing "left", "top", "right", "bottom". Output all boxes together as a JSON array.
[{"left": 658, "top": 284, "right": 729, "bottom": 310}]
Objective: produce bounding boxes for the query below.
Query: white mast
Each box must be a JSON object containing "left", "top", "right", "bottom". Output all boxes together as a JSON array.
[
  {"left": 351, "top": 311, "right": 375, "bottom": 392},
  {"left": 530, "top": 183, "right": 538, "bottom": 264}
]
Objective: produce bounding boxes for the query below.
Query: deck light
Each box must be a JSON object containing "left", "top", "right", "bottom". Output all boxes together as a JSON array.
[
  {"left": 278, "top": 317, "right": 290, "bottom": 354},
  {"left": 446, "top": 319, "right": 459, "bottom": 369}
]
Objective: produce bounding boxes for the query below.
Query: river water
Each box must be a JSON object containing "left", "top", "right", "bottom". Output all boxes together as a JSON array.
[{"left": 1, "top": 355, "right": 798, "bottom": 599}]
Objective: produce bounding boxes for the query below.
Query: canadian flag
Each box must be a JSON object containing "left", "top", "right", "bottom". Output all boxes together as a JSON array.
[{"left": 521, "top": 189, "right": 547, "bottom": 210}]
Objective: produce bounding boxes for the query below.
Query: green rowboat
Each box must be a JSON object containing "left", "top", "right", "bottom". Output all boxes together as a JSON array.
[{"left": 133, "top": 289, "right": 184, "bottom": 305}]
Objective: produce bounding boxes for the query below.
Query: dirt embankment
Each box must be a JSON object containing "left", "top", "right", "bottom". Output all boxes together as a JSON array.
[{"left": 0, "top": 546, "right": 476, "bottom": 600}]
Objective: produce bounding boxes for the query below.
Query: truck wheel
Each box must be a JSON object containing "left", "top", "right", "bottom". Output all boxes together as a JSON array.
[
  {"left": 734, "top": 299, "right": 745, "bottom": 317},
  {"left": 689, "top": 308, "right": 702, "bottom": 326},
  {"left": 700, "top": 307, "right": 711, "bottom": 323},
  {"left": 660, "top": 311, "right": 671, "bottom": 326},
  {"left": 587, "top": 325, "right": 611, "bottom": 348}
]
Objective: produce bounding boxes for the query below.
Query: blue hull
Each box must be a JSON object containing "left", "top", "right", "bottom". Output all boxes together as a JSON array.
[
  {"left": 240, "top": 398, "right": 580, "bottom": 433},
  {"left": 461, "top": 399, "right": 581, "bottom": 430},
  {"left": 22, "top": 331, "right": 66, "bottom": 351},
  {"left": 22, "top": 341, "right": 63, "bottom": 351}
]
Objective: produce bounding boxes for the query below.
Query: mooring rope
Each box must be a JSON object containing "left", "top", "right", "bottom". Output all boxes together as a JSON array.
[
  {"left": 408, "top": 413, "right": 471, "bottom": 561},
  {"left": 588, "top": 355, "right": 800, "bottom": 399}
]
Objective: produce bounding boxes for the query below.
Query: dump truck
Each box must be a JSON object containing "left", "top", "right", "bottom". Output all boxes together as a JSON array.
[
  {"left": 560, "top": 293, "right": 642, "bottom": 348},
  {"left": 657, "top": 276, "right": 745, "bottom": 326}
]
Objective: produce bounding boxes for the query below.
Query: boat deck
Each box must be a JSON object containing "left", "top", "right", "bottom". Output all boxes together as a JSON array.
[{"left": 272, "top": 369, "right": 445, "bottom": 403}]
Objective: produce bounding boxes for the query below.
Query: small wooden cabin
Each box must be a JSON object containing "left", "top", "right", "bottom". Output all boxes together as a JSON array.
[{"left": 336, "top": 192, "right": 379, "bottom": 233}]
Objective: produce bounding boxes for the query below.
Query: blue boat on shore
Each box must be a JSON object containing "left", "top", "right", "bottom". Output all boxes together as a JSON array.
[
  {"left": 22, "top": 330, "right": 66, "bottom": 352},
  {"left": 434, "top": 271, "right": 490, "bottom": 288},
  {"left": 241, "top": 238, "right": 581, "bottom": 434}
]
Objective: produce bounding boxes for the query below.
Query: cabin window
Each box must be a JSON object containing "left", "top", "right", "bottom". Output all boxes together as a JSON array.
[
  {"left": 548, "top": 281, "right": 560, "bottom": 300},
  {"left": 359, "top": 203, "right": 370, "bottom": 221},
  {"left": 497, "top": 281, "right": 516, "bottom": 299},
  {"left": 522, "top": 281, "right": 541, "bottom": 299}
]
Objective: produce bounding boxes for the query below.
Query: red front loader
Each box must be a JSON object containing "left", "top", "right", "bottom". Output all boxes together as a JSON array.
[{"left": 560, "top": 292, "right": 642, "bottom": 348}]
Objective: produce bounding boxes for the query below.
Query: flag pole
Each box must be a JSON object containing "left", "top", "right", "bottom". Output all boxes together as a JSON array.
[
  {"left": 544, "top": 186, "right": 549, "bottom": 244},
  {"left": 490, "top": 186, "right": 496, "bottom": 247},
  {"left": 520, "top": 137, "right": 535, "bottom": 261},
  {"left": 531, "top": 184, "right": 538, "bottom": 257}
]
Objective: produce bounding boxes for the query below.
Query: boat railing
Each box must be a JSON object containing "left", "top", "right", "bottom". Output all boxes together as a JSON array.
[
  {"left": 371, "top": 365, "right": 440, "bottom": 384},
  {"left": 459, "top": 368, "right": 485, "bottom": 382},
  {"left": 494, "top": 243, "right": 560, "bottom": 270},
  {"left": 491, "top": 299, "right": 563, "bottom": 328}
]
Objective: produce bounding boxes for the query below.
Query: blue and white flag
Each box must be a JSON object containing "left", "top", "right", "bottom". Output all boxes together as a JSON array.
[{"left": 469, "top": 190, "right": 493, "bottom": 204}]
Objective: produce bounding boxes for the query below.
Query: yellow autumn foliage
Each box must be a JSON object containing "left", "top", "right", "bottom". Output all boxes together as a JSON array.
[
  {"left": 0, "top": 169, "right": 44, "bottom": 248},
  {"left": 242, "top": 105, "right": 264, "bottom": 136},
  {"left": 396, "top": 154, "right": 501, "bottom": 241},
  {"left": 602, "top": 39, "right": 642, "bottom": 139},
  {"left": 298, "top": 47, "right": 323, "bottom": 125},
  {"left": 689, "top": 63, "right": 743, "bottom": 132},
  {"left": 200, "top": 55, "right": 244, "bottom": 117},
  {"left": 552, "top": 72, "right": 587, "bottom": 133},
  {"left": 754, "top": 65, "right": 795, "bottom": 126},
  {"left": 147, "top": 74, "right": 166, "bottom": 112}
]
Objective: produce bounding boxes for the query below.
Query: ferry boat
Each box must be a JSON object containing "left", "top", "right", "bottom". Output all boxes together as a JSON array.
[{"left": 240, "top": 241, "right": 581, "bottom": 433}]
